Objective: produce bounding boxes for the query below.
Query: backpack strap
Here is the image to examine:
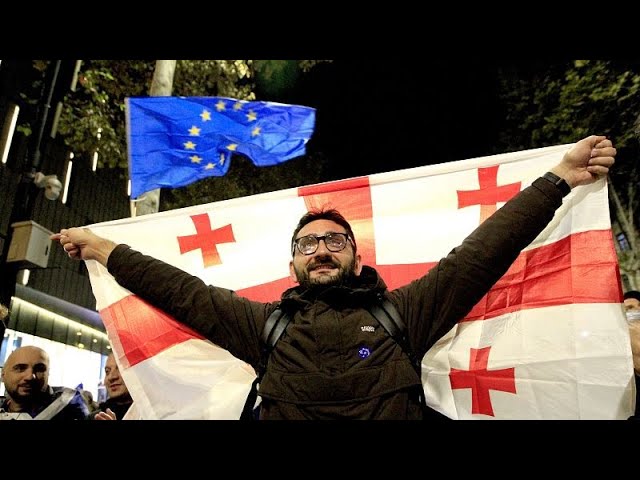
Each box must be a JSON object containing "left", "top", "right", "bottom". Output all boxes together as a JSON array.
[
  {"left": 261, "top": 307, "right": 292, "bottom": 350},
  {"left": 370, "top": 293, "right": 431, "bottom": 417},
  {"left": 240, "top": 306, "right": 291, "bottom": 420},
  {"left": 369, "top": 293, "right": 419, "bottom": 371}
]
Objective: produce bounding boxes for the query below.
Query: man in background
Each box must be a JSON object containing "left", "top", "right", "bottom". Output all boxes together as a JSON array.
[
  {"left": 0, "top": 345, "right": 89, "bottom": 420},
  {"left": 92, "top": 352, "right": 133, "bottom": 420},
  {"left": 624, "top": 290, "right": 640, "bottom": 418},
  {"left": 625, "top": 290, "right": 640, "bottom": 319}
]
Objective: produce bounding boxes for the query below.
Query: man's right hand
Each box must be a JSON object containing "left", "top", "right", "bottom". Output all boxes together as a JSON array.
[
  {"left": 50, "top": 228, "right": 117, "bottom": 267},
  {"left": 94, "top": 408, "right": 117, "bottom": 420}
]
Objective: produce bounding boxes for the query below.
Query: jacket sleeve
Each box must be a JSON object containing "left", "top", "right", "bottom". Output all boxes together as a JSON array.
[
  {"left": 106, "top": 246, "right": 269, "bottom": 368},
  {"left": 393, "top": 176, "right": 565, "bottom": 359}
]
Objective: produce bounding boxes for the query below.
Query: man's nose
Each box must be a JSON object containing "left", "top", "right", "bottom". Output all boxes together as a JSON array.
[{"left": 315, "top": 238, "right": 330, "bottom": 254}]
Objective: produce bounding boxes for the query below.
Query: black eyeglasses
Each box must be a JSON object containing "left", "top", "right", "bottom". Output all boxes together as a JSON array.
[{"left": 292, "top": 232, "right": 352, "bottom": 256}]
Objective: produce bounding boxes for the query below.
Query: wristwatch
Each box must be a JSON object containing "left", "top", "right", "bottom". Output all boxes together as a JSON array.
[{"left": 542, "top": 172, "right": 571, "bottom": 197}]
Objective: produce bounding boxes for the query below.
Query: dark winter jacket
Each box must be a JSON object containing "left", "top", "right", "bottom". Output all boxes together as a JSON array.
[
  {"left": 107, "top": 177, "right": 563, "bottom": 419},
  {"left": 90, "top": 395, "right": 133, "bottom": 420},
  {"left": 0, "top": 386, "right": 89, "bottom": 420}
]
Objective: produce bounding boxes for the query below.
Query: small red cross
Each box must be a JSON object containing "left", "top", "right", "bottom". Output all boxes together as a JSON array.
[
  {"left": 449, "top": 346, "right": 516, "bottom": 417},
  {"left": 177, "top": 214, "right": 235, "bottom": 267},
  {"left": 457, "top": 166, "right": 521, "bottom": 224}
]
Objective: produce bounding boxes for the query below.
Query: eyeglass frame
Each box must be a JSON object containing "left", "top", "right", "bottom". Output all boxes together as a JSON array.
[{"left": 291, "top": 231, "right": 355, "bottom": 256}]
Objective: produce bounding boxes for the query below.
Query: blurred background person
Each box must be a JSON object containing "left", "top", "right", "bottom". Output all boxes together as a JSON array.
[
  {"left": 0, "top": 345, "right": 89, "bottom": 420},
  {"left": 625, "top": 290, "right": 640, "bottom": 321},
  {"left": 92, "top": 352, "right": 133, "bottom": 420},
  {"left": 0, "top": 303, "right": 7, "bottom": 339},
  {"left": 625, "top": 290, "right": 640, "bottom": 419}
]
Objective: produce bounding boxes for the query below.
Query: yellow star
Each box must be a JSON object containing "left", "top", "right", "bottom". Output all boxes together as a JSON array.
[
  {"left": 200, "top": 110, "right": 211, "bottom": 121},
  {"left": 215, "top": 100, "right": 226, "bottom": 112},
  {"left": 190, "top": 155, "right": 202, "bottom": 164},
  {"left": 184, "top": 141, "right": 196, "bottom": 150},
  {"left": 189, "top": 125, "right": 201, "bottom": 136},
  {"left": 226, "top": 144, "right": 238, "bottom": 151},
  {"left": 233, "top": 102, "right": 243, "bottom": 111},
  {"left": 251, "top": 126, "right": 261, "bottom": 137},
  {"left": 246, "top": 110, "right": 257, "bottom": 122},
  {"left": 205, "top": 163, "right": 215, "bottom": 170}
]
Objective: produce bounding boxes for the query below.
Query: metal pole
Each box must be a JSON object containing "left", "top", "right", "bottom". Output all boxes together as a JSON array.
[{"left": 30, "top": 60, "right": 61, "bottom": 173}]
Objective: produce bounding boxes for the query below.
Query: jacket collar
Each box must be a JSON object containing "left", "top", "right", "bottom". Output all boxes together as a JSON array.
[{"left": 280, "top": 265, "right": 387, "bottom": 311}]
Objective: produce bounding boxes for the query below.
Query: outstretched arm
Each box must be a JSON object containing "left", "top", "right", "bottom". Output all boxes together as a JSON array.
[
  {"left": 50, "top": 228, "right": 118, "bottom": 266},
  {"left": 400, "top": 135, "right": 617, "bottom": 357}
]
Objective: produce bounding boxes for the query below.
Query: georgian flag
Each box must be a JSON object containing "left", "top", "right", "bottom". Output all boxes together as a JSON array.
[{"left": 85, "top": 143, "right": 635, "bottom": 420}]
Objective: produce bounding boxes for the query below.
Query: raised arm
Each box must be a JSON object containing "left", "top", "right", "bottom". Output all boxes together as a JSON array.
[{"left": 397, "top": 135, "right": 616, "bottom": 358}]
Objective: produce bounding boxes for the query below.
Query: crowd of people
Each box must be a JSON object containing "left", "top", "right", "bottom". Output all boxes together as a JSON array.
[
  {"left": 0, "top": 325, "right": 133, "bottom": 420},
  {"left": 0, "top": 134, "right": 638, "bottom": 420}
]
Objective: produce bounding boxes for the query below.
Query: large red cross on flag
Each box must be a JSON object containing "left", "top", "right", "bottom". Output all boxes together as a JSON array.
[{"left": 85, "top": 143, "right": 635, "bottom": 419}]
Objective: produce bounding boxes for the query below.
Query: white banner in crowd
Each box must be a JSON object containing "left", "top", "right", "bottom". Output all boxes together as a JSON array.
[{"left": 84, "top": 143, "right": 635, "bottom": 419}]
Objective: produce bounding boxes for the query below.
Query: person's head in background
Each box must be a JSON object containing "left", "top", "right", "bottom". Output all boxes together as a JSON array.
[
  {"left": 624, "top": 291, "right": 640, "bottom": 323},
  {"left": 625, "top": 291, "right": 640, "bottom": 311},
  {"left": 1, "top": 346, "right": 49, "bottom": 410},
  {"left": 104, "top": 353, "right": 131, "bottom": 403},
  {"left": 0, "top": 303, "right": 8, "bottom": 339}
]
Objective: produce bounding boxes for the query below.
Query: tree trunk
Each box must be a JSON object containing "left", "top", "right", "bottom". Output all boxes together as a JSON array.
[{"left": 132, "top": 60, "right": 176, "bottom": 217}]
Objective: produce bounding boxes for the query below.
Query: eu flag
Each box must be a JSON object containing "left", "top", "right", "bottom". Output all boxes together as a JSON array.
[{"left": 126, "top": 96, "right": 316, "bottom": 199}]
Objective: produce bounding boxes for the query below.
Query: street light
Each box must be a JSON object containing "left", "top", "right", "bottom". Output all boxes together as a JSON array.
[{"left": 33, "top": 172, "right": 62, "bottom": 201}]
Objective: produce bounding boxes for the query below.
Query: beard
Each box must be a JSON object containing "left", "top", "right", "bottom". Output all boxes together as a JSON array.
[{"left": 294, "top": 254, "right": 358, "bottom": 289}]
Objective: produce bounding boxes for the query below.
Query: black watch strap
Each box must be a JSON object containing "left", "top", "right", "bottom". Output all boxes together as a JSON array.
[{"left": 542, "top": 172, "right": 571, "bottom": 197}]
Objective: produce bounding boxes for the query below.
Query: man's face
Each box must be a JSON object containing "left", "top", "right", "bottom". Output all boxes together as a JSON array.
[
  {"left": 104, "top": 353, "right": 129, "bottom": 401},
  {"left": 625, "top": 297, "right": 640, "bottom": 313},
  {"left": 1, "top": 346, "right": 49, "bottom": 406},
  {"left": 289, "top": 219, "right": 362, "bottom": 289}
]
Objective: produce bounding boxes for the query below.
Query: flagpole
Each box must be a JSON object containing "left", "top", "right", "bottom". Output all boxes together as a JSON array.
[{"left": 129, "top": 60, "right": 176, "bottom": 218}]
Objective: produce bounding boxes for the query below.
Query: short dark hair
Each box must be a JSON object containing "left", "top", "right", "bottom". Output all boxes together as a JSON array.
[
  {"left": 291, "top": 208, "right": 357, "bottom": 256},
  {"left": 624, "top": 290, "right": 640, "bottom": 302}
]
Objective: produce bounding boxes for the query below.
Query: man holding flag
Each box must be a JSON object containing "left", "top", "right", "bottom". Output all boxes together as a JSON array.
[{"left": 50, "top": 134, "right": 625, "bottom": 420}]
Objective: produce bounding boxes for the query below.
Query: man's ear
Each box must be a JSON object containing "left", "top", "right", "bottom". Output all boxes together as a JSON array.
[
  {"left": 289, "top": 260, "right": 299, "bottom": 283},
  {"left": 354, "top": 254, "right": 363, "bottom": 276}
]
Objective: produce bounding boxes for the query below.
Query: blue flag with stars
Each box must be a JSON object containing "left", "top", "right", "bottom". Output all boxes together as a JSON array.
[{"left": 125, "top": 96, "right": 316, "bottom": 199}]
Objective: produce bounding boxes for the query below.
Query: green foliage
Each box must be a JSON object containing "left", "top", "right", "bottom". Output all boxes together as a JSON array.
[
  {"left": 57, "top": 60, "right": 155, "bottom": 169},
  {"left": 495, "top": 60, "right": 640, "bottom": 184},
  {"left": 173, "top": 60, "right": 257, "bottom": 99},
  {"left": 161, "top": 151, "right": 329, "bottom": 211},
  {"left": 496, "top": 60, "right": 640, "bottom": 287},
  {"left": 254, "top": 60, "right": 301, "bottom": 97},
  {"left": 253, "top": 60, "right": 332, "bottom": 98},
  {"left": 496, "top": 60, "right": 640, "bottom": 157}
]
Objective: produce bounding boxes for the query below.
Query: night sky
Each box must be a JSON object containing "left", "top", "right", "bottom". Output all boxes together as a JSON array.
[{"left": 269, "top": 58, "right": 505, "bottom": 181}]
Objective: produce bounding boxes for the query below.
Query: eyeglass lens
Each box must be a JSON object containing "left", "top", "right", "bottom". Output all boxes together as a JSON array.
[{"left": 296, "top": 232, "right": 348, "bottom": 255}]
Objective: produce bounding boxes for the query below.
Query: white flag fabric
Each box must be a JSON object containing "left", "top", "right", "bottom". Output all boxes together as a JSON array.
[{"left": 84, "top": 143, "right": 635, "bottom": 419}]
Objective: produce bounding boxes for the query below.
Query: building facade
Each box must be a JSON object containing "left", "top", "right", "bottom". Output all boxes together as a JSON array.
[{"left": 0, "top": 60, "right": 130, "bottom": 399}]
